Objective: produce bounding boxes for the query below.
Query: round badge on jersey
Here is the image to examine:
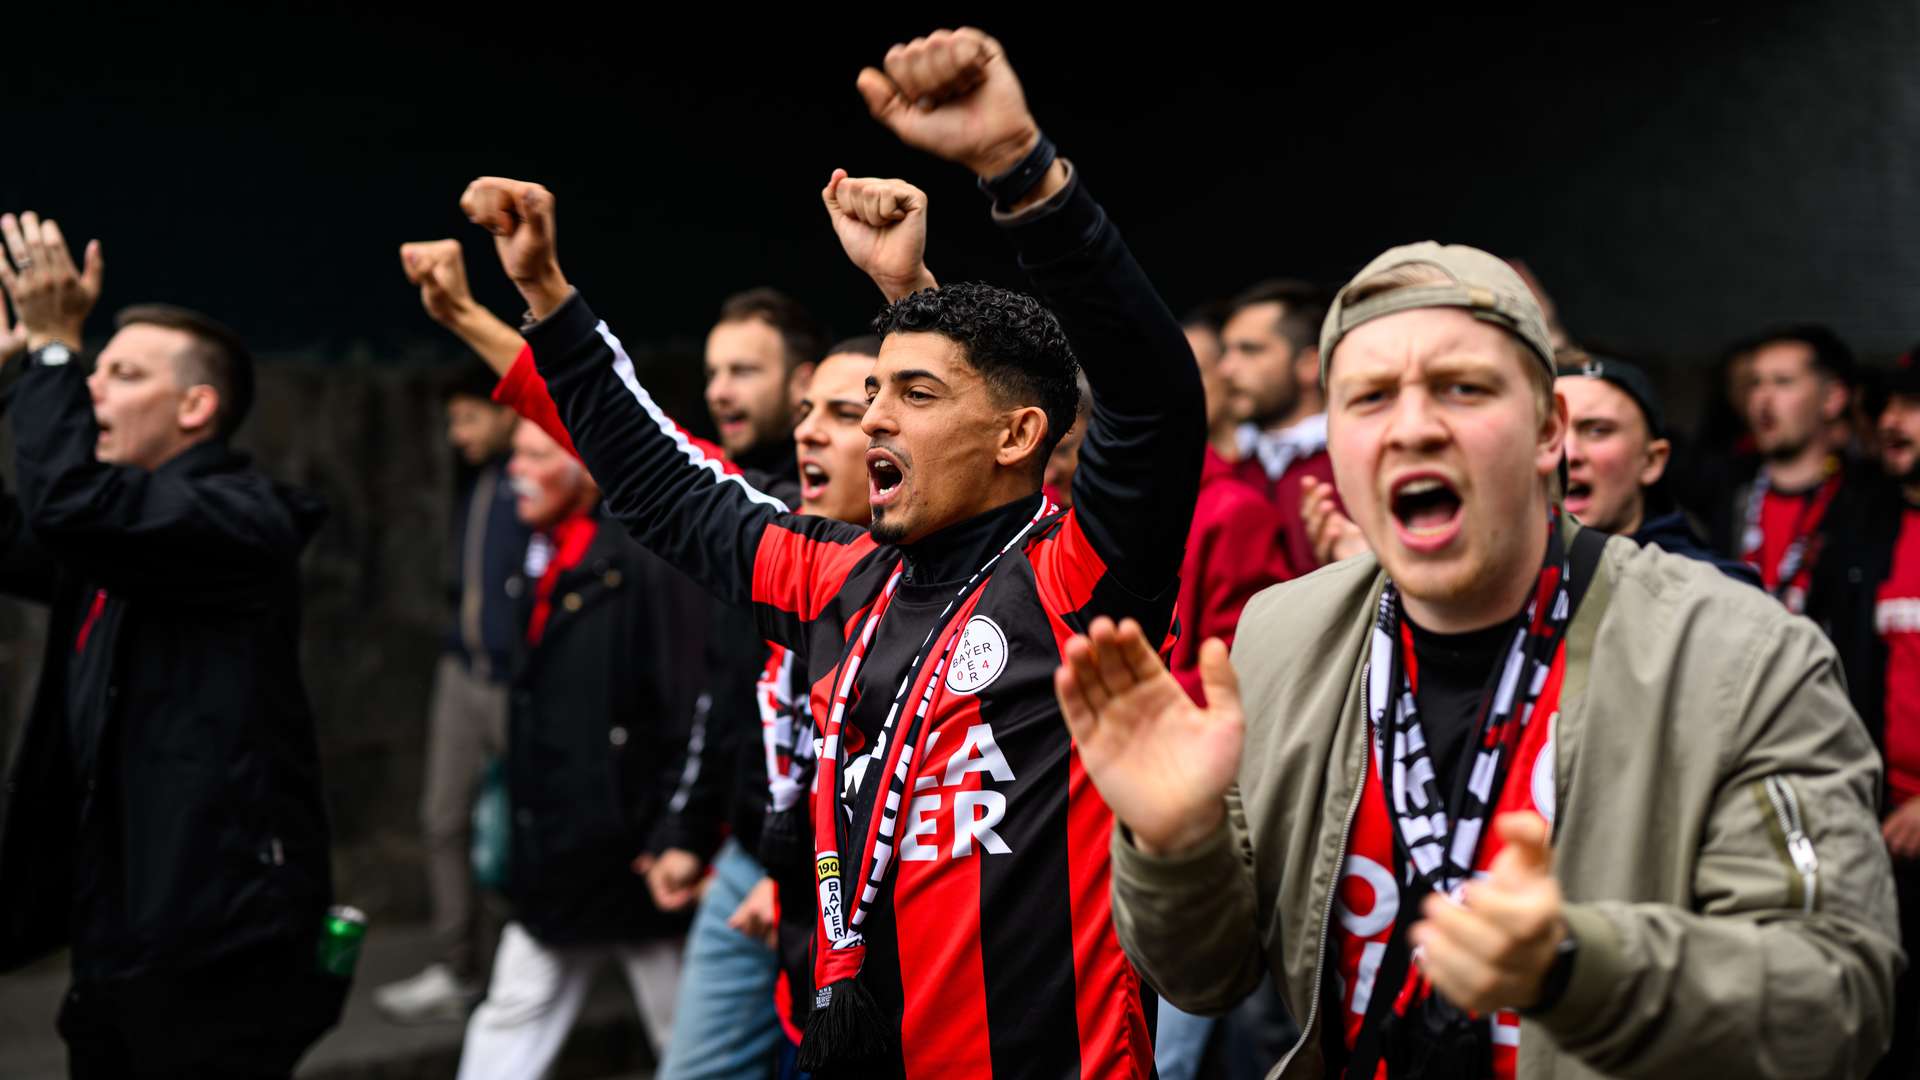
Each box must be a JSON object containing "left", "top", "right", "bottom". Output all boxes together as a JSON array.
[{"left": 945, "top": 615, "right": 1009, "bottom": 695}]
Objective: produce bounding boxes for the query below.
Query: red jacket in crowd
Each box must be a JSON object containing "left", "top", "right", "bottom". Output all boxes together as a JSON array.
[{"left": 1174, "top": 448, "right": 1292, "bottom": 704}]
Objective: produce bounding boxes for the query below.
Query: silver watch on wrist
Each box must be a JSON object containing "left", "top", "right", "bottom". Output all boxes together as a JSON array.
[{"left": 31, "top": 341, "right": 75, "bottom": 367}]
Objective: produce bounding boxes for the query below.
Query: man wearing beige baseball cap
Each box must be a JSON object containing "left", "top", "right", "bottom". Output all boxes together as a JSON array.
[{"left": 1051, "top": 242, "right": 1902, "bottom": 1078}]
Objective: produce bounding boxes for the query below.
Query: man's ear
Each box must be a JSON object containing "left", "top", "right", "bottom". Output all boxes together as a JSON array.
[
  {"left": 997, "top": 405, "right": 1049, "bottom": 471},
  {"left": 1640, "top": 437, "right": 1673, "bottom": 488},
  {"left": 1822, "top": 378, "right": 1852, "bottom": 424},
  {"left": 1295, "top": 344, "right": 1322, "bottom": 393},
  {"left": 787, "top": 361, "right": 816, "bottom": 412},
  {"left": 1537, "top": 387, "right": 1570, "bottom": 479},
  {"left": 178, "top": 384, "right": 221, "bottom": 435}
]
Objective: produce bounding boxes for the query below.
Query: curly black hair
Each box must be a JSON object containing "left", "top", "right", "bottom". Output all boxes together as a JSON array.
[{"left": 871, "top": 282, "right": 1083, "bottom": 474}]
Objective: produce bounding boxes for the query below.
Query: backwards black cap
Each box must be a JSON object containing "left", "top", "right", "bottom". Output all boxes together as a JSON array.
[{"left": 1558, "top": 354, "right": 1666, "bottom": 439}]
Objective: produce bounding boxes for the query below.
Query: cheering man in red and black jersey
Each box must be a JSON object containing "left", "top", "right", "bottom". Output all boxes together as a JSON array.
[{"left": 459, "top": 27, "right": 1204, "bottom": 1080}]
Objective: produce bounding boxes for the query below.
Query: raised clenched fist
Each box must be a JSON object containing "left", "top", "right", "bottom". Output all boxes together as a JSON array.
[
  {"left": 459, "top": 177, "right": 570, "bottom": 318},
  {"left": 0, "top": 211, "right": 103, "bottom": 352},
  {"left": 399, "top": 239, "right": 477, "bottom": 328},
  {"left": 857, "top": 28, "right": 1040, "bottom": 180},
  {"left": 821, "top": 170, "right": 936, "bottom": 301}
]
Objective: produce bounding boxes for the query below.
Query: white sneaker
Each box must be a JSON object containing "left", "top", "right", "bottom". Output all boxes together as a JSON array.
[{"left": 373, "top": 962, "right": 480, "bottom": 1024}]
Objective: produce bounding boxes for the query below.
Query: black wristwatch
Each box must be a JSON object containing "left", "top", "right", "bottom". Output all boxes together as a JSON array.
[
  {"left": 977, "top": 133, "right": 1058, "bottom": 213},
  {"left": 1522, "top": 924, "right": 1580, "bottom": 1016}
]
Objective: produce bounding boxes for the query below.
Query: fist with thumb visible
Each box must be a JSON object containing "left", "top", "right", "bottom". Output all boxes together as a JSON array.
[
  {"left": 821, "top": 170, "right": 935, "bottom": 300},
  {"left": 399, "top": 239, "right": 474, "bottom": 328},
  {"left": 856, "top": 28, "right": 1039, "bottom": 179},
  {"left": 459, "top": 177, "right": 569, "bottom": 317}
]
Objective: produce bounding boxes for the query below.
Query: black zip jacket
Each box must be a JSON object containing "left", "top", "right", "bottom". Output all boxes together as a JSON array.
[
  {"left": 522, "top": 167, "right": 1203, "bottom": 1077},
  {"left": 648, "top": 441, "right": 800, "bottom": 863},
  {"left": 504, "top": 507, "right": 710, "bottom": 945},
  {"left": 0, "top": 356, "right": 333, "bottom": 982},
  {"left": 1632, "top": 508, "right": 1762, "bottom": 586},
  {"left": 1805, "top": 469, "right": 1904, "bottom": 767}
]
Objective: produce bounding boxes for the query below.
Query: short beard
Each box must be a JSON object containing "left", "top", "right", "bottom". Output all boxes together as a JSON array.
[
  {"left": 869, "top": 509, "right": 908, "bottom": 545},
  {"left": 1250, "top": 382, "right": 1301, "bottom": 430},
  {"left": 1761, "top": 434, "right": 1811, "bottom": 463}
]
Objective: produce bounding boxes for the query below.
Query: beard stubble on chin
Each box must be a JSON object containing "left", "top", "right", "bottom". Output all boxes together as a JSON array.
[{"left": 869, "top": 508, "right": 909, "bottom": 545}]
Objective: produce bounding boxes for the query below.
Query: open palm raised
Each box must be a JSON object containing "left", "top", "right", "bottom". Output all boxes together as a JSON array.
[{"left": 1054, "top": 617, "right": 1246, "bottom": 855}]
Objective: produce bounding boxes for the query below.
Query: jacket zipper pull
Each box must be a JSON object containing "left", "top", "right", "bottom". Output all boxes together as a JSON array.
[{"left": 1786, "top": 833, "right": 1818, "bottom": 909}]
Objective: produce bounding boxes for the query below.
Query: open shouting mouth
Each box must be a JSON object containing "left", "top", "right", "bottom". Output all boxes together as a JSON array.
[
  {"left": 1389, "top": 472, "right": 1463, "bottom": 553},
  {"left": 800, "top": 458, "right": 831, "bottom": 504},
  {"left": 1564, "top": 477, "right": 1594, "bottom": 517},
  {"left": 867, "top": 447, "right": 906, "bottom": 509}
]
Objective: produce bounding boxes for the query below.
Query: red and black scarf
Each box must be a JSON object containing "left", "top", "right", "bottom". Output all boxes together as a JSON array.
[
  {"left": 797, "top": 499, "right": 1055, "bottom": 1073},
  {"left": 1344, "top": 516, "right": 1603, "bottom": 1079},
  {"left": 1740, "top": 461, "right": 1841, "bottom": 615}
]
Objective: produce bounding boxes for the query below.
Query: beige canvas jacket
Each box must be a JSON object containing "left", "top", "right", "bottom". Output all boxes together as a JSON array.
[{"left": 1111, "top": 527, "right": 1901, "bottom": 1079}]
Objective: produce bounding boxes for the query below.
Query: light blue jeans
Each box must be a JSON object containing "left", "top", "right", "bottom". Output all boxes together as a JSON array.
[
  {"left": 657, "top": 839, "right": 783, "bottom": 1080},
  {"left": 1154, "top": 998, "right": 1215, "bottom": 1080}
]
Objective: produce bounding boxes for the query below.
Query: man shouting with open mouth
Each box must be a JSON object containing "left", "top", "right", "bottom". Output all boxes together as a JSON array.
[{"left": 463, "top": 27, "right": 1203, "bottom": 1079}]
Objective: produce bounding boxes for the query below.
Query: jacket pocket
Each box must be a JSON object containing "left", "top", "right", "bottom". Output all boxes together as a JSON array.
[{"left": 1752, "top": 774, "right": 1819, "bottom": 914}]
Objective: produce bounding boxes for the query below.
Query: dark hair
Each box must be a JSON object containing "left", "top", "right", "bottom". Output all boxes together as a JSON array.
[
  {"left": 1749, "top": 323, "right": 1856, "bottom": 385},
  {"left": 871, "top": 282, "right": 1082, "bottom": 472},
  {"left": 444, "top": 364, "right": 504, "bottom": 404},
  {"left": 113, "top": 303, "right": 255, "bottom": 439},
  {"left": 1225, "top": 279, "right": 1329, "bottom": 352},
  {"left": 1181, "top": 298, "right": 1235, "bottom": 336},
  {"left": 825, "top": 334, "right": 883, "bottom": 359},
  {"left": 716, "top": 287, "right": 827, "bottom": 371}
]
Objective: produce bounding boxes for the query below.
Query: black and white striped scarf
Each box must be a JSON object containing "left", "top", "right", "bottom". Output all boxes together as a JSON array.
[{"left": 1366, "top": 517, "right": 1573, "bottom": 899}]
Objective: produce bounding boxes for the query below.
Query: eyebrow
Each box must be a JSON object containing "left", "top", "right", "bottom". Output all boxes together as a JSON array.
[{"left": 865, "top": 369, "right": 952, "bottom": 392}]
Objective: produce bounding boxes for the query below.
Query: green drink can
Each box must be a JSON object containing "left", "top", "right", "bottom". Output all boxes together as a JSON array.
[{"left": 316, "top": 905, "right": 368, "bottom": 978}]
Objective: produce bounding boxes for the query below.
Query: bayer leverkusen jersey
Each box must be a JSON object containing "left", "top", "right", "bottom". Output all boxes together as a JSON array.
[{"left": 505, "top": 171, "right": 1206, "bottom": 1079}]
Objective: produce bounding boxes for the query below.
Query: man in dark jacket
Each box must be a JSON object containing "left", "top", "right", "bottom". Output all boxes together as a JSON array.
[
  {"left": 1717, "top": 325, "right": 1862, "bottom": 610},
  {"left": 396, "top": 237, "right": 818, "bottom": 1076},
  {"left": 0, "top": 211, "right": 341, "bottom": 1078},
  {"left": 1555, "top": 351, "right": 1760, "bottom": 583},
  {"left": 453, "top": 417, "right": 709, "bottom": 1079},
  {"left": 380, "top": 254, "right": 538, "bottom": 1026},
  {"left": 1868, "top": 350, "right": 1920, "bottom": 1080}
]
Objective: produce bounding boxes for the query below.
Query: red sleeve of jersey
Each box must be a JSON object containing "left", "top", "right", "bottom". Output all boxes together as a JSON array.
[
  {"left": 752, "top": 520, "right": 879, "bottom": 623},
  {"left": 495, "top": 343, "right": 738, "bottom": 474},
  {"left": 1030, "top": 510, "right": 1109, "bottom": 617}
]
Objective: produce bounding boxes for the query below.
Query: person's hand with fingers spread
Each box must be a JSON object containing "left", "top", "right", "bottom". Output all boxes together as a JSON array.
[
  {"left": 1054, "top": 617, "right": 1245, "bottom": 856},
  {"left": 459, "top": 177, "right": 570, "bottom": 319},
  {"left": 1303, "top": 474, "right": 1368, "bottom": 566},
  {"left": 821, "top": 170, "right": 937, "bottom": 302},
  {"left": 399, "top": 238, "right": 526, "bottom": 376},
  {"left": 1408, "top": 812, "right": 1569, "bottom": 1014},
  {"left": 0, "top": 211, "right": 104, "bottom": 351},
  {"left": 856, "top": 27, "right": 1067, "bottom": 210}
]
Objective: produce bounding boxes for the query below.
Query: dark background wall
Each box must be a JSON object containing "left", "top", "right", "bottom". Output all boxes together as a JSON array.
[{"left": 2, "top": 3, "right": 1916, "bottom": 916}]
